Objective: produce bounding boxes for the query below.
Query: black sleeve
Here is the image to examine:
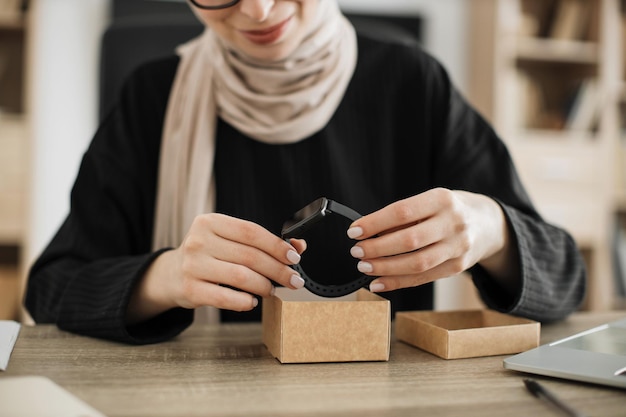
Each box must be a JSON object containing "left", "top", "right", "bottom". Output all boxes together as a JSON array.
[
  {"left": 25, "top": 57, "right": 194, "bottom": 344},
  {"left": 425, "top": 59, "right": 586, "bottom": 322}
]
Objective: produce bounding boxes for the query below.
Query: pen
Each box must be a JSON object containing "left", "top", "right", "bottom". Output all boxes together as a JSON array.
[{"left": 523, "top": 378, "right": 589, "bottom": 417}]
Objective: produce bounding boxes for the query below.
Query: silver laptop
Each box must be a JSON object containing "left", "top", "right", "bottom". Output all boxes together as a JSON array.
[{"left": 503, "top": 317, "right": 626, "bottom": 389}]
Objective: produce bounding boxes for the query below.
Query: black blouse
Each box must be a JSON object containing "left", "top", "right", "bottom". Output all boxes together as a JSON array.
[{"left": 25, "top": 29, "right": 586, "bottom": 344}]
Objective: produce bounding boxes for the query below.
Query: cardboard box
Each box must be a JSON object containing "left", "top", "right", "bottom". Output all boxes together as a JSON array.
[
  {"left": 262, "top": 288, "right": 390, "bottom": 363},
  {"left": 395, "top": 309, "right": 540, "bottom": 359}
]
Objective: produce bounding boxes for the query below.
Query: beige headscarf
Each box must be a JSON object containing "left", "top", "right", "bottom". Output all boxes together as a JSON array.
[{"left": 152, "top": 0, "right": 357, "bottom": 250}]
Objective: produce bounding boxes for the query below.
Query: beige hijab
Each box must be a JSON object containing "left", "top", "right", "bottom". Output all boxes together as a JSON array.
[{"left": 152, "top": 0, "right": 357, "bottom": 250}]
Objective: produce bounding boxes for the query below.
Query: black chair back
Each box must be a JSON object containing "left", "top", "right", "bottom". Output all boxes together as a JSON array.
[{"left": 98, "top": 11, "right": 421, "bottom": 120}]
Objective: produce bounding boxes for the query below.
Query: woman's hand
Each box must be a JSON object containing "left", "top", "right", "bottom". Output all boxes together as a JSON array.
[
  {"left": 127, "top": 213, "right": 306, "bottom": 324},
  {"left": 347, "top": 188, "right": 520, "bottom": 294}
]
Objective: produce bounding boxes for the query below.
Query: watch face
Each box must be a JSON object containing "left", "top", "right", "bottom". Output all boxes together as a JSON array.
[
  {"left": 294, "top": 197, "right": 327, "bottom": 222},
  {"left": 281, "top": 197, "right": 327, "bottom": 236}
]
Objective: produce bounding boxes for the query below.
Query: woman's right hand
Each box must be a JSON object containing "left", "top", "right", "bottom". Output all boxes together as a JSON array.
[{"left": 126, "top": 213, "right": 306, "bottom": 324}]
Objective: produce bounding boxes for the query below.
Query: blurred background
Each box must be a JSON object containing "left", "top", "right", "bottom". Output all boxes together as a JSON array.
[{"left": 1, "top": 0, "right": 625, "bottom": 322}]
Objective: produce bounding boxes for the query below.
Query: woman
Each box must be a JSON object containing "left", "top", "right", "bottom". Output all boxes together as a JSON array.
[{"left": 25, "top": 0, "right": 585, "bottom": 344}]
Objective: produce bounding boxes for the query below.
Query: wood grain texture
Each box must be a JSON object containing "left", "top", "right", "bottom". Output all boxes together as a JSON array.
[{"left": 1, "top": 312, "right": 625, "bottom": 417}]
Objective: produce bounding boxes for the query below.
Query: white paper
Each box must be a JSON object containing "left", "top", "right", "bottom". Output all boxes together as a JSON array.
[
  {"left": 0, "top": 376, "right": 107, "bottom": 417},
  {"left": 0, "top": 320, "right": 20, "bottom": 371}
]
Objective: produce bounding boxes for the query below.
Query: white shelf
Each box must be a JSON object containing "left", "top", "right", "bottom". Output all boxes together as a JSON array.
[
  {"left": 470, "top": 0, "right": 623, "bottom": 311},
  {"left": 513, "top": 128, "right": 598, "bottom": 142},
  {"left": 0, "top": 113, "right": 27, "bottom": 246},
  {"left": 0, "top": 14, "right": 24, "bottom": 30},
  {"left": 515, "top": 37, "right": 599, "bottom": 64}
]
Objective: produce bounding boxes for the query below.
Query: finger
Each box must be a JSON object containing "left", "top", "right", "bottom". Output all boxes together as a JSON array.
[
  {"left": 192, "top": 237, "right": 304, "bottom": 291},
  {"left": 185, "top": 254, "right": 275, "bottom": 297},
  {"left": 183, "top": 280, "right": 260, "bottom": 312},
  {"left": 351, "top": 217, "right": 450, "bottom": 259},
  {"left": 289, "top": 238, "right": 307, "bottom": 255},
  {"left": 348, "top": 189, "right": 451, "bottom": 240},
  {"left": 205, "top": 214, "right": 302, "bottom": 266},
  {"left": 356, "top": 240, "right": 466, "bottom": 278},
  {"left": 367, "top": 257, "right": 471, "bottom": 293}
]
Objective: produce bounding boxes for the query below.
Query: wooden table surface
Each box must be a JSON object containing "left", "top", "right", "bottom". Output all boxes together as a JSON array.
[{"left": 2, "top": 311, "right": 625, "bottom": 417}]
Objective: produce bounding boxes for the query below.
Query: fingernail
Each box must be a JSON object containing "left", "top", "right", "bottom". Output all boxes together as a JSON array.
[
  {"left": 369, "top": 282, "right": 385, "bottom": 292},
  {"left": 290, "top": 274, "right": 305, "bottom": 289},
  {"left": 347, "top": 226, "right": 363, "bottom": 239},
  {"left": 252, "top": 298, "right": 259, "bottom": 307},
  {"left": 287, "top": 249, "right": 301, "bottom": 264},
  {"left": 358, "top": 261, "right": 373, "bottom": 273},
  {"left": 270, "top": 286, "right": 276, "bottom": 297},
  {"left": 350, "top": 246, "right": 364, "bottom": 258}
]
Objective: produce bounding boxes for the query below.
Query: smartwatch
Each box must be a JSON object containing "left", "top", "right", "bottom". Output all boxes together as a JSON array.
[{"left": 281, "top": 197, "right": 376, "bottom": 297}]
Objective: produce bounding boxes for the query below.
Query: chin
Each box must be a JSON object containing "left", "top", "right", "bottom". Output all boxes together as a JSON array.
[
  {"left": 243, "top": 46, "right": 295, "bottom": 63},
  {"left": 237, "top": 33, "right": 301, "bottom": 62}
]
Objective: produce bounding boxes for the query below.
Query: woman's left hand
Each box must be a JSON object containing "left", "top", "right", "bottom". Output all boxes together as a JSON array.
[{"left": 347, "top": 188, "right": 519, "bottom": 293}]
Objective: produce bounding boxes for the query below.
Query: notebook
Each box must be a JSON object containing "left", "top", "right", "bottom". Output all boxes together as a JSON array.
[{"left": 503, "top": 316, "right": 626, "bottom": 389}]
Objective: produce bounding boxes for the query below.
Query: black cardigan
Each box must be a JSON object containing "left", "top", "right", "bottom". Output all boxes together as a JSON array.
[{"left": 25, "top": 30, "right": 586, "bottom": 344}]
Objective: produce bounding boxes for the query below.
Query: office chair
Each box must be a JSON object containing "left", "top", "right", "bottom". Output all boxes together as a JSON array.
[{"left": 99, "top": 13, "right": 204, "bottom": 120}]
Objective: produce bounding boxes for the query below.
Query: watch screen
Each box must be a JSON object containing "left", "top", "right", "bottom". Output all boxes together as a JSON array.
[
  {"left": 282, "top": 198, "right": 326, "bottom": 233},
  {"left": 294, "top": 198, "right": 326, "bottom": 222}
]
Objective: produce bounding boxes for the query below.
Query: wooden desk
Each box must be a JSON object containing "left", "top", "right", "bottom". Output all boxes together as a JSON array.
[{"left": 2, "top": 311, "right": 625, "bottom": 417}]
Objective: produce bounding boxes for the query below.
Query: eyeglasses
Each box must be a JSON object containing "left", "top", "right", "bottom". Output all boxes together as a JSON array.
[{"left": 189, "top": 0, "right": 241, "bottom": 10}]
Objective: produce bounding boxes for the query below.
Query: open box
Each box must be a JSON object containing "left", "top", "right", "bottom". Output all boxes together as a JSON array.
[
  {"left": 262, "top": 288, "right": 390, "bottom": 363},
  {"left": 395, "top": 309, "right": 540, "bottom": 359}
]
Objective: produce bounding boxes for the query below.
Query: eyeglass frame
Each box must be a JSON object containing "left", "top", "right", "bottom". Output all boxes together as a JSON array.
[{"left": 188, "top": 0, "right": 241, "bottom": 10}]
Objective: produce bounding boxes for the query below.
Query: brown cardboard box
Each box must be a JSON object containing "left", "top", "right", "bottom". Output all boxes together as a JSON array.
[
  {"left": 262, "top": 288, "right": 390, "bottom": 363},
  {"left": 395, "top": 309, "right": 540, "bottom": 359}
]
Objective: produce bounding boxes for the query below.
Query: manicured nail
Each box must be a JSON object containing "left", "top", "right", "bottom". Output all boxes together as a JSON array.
[
  {"left": 369, "top": 282, "right": 385, "bottom": 292},
  {"left": 290, "top": 274, "right": 305, "bottom": 289},
  {"left": 350, "top": 246, "right": 364, "bottom": 258},
  {"left": 347, "top": 226, "right": 363, "bottom": 239},
  {"left": 357, "top": 261, "right": 373, "bottom": 273},
  {"left": 252, "top": 298, "right": 259, "bottom": 307},
  {"left": 287, "top": 249, "right": 301, "bottom": 264}
]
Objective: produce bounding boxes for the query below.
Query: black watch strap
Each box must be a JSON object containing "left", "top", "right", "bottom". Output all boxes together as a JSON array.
[
  {"left": 283, "top": 198, "right": 375, "bottom": 298},
  {"left": 325, "top": 199, "right": 362, "bottom": 223},
  {"left": 294, "top": 262, "right": 375, "bottom": 297}
]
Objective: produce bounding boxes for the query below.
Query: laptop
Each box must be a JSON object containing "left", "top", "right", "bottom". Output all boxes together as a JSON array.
[{"left": 503, "top": 316, "right": 626, "bottom": 389}]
